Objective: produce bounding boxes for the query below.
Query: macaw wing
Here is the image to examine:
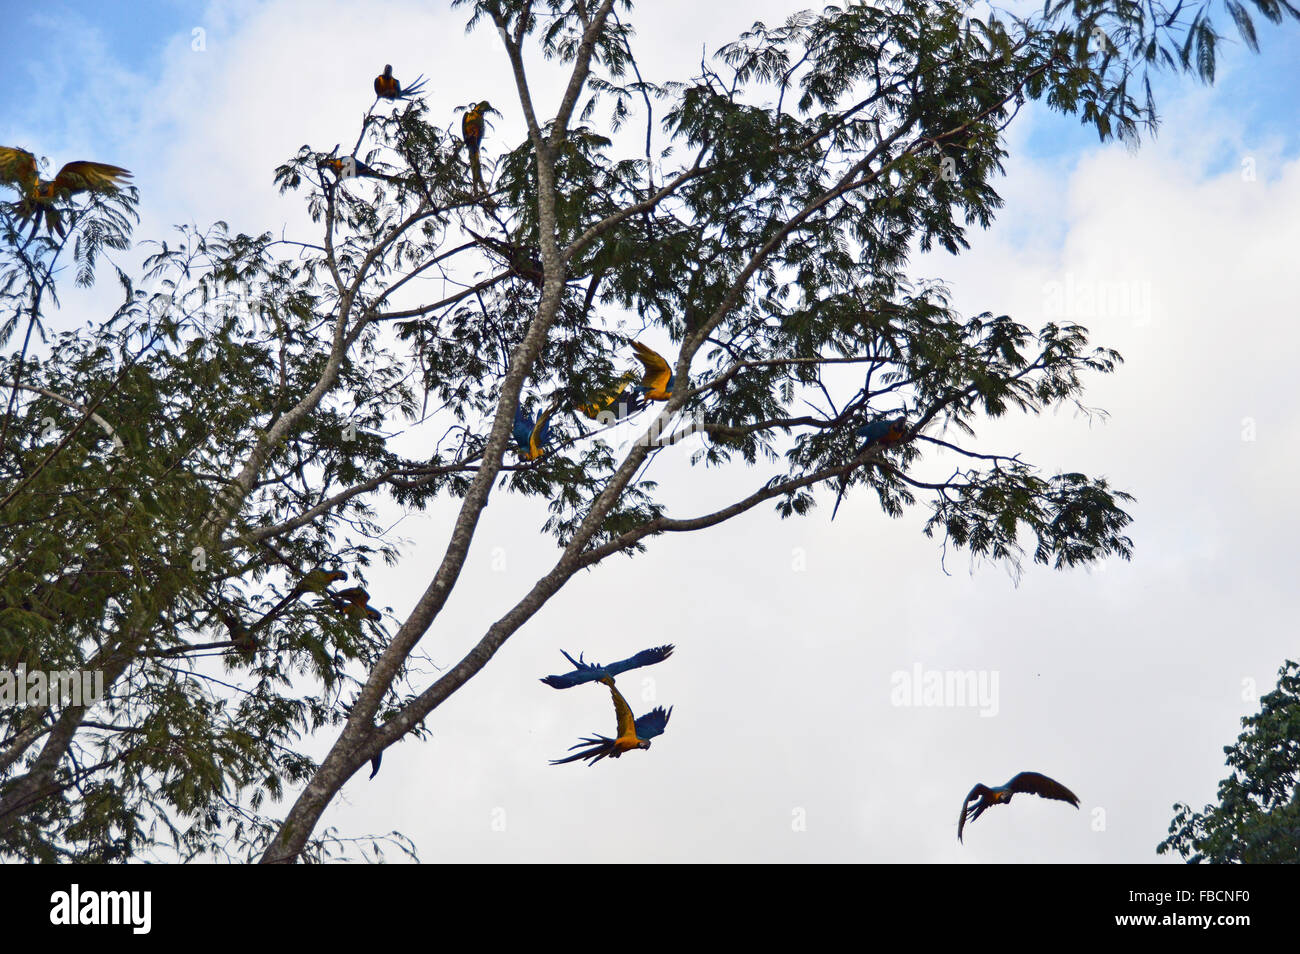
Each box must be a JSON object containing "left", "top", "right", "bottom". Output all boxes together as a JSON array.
[
  {"left": 579, "top": 373, "right": 639, "bottom": 419},
  {"left": 539, "top": 649, "right": 605, "bottom": 689},
  {"left": 604, "top": 644, "right": 674, "bottom": 679},
  {"left": 530, "top": 401, "right": 558, "bottom": 455},
  {"left": 633, "top": 705, "right": 671, "bottom": 741},
  {"left": 512, "top": 406, "right": 535, "bottom": 450},
  {"left": 604, "top": 679, "right": 637, "bottom": 739},
  {"left": 0, "top": 146, "right": 38, "bottom": 194},
  {"left": 332, "top": 586, "right": 370, "bottom": 606},
  {"left": 549, "top": 734, "right": 616, "bottom": 766},
  {"left": 1008, "top": 772, "right": 1079, "bottom": 807},
  {"left": 630, "top": 341, "right": 672, "bottom": 393},
  {"left": 50, "top": 161, "right": 131, "bottom": 197},
  {"left": 958, "top": 783, "right": 992, "bottom": 842}
]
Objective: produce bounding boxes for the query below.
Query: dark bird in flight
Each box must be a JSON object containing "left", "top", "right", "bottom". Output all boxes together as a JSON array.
[
  {"left": 540, "top": 644, "right": 674, "bottom": 690},
  {"left": 550, "top": 677, "right": 672, "bottom": 766},
  {"left": 958, "top": 772, "right": 1080, "bottom": 842}
]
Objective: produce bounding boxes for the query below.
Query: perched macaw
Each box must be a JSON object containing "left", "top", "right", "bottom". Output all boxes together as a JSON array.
[
  {"left": 512, "top": 402, "right": 556, "bottom": 461},
  {"left": 215, "top": 606, "right": 258, "bottom": 661},
  {"left": 550, "top": 677, "right": 672, "bottom": 766},
  {"left": 577, "top": 372, "right": 646, "bottom": 422},
  {"left": 957, "top": 772, "right": 1080, "bottom": 842},
  {"left": 855, "top": 415, "right": 908, "bottom": 453},
  {"left": 331, "top": 586, "right": 382, "bottom": 622},
  {"left": 230, "top": 623, "right": 258, "bottom": 661},
  {"left": 0, "top": 146, "right": 132, "bottom": 238},
  {"left": 630, "top": 341, "right": 675, "bottom": 401},
  {"left": 830, "top": 414, "right": 909, "bottom": 520},
  {"left": 462, "top": 101, "right": 492, "bottom": 193},
  {"left": 320, "top": 156, "right": 384, "bottom": 181},
  {"left": 540, "top": 644, "right": 674, "bottom": 690},
  {"left": 297, "top": 568, "right": 349, "bottom": 593},
  {"left": 373, "top": 64, "right": 427, "bottom": 101}
]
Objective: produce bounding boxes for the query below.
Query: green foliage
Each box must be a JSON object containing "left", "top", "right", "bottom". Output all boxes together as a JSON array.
[{"left": 1159, "top": 660, "right": 1300, "bottom": 863}]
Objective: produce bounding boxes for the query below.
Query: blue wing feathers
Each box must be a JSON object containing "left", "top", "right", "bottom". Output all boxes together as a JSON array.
[{"left": 540, "top": 644, "right": 673, "bottom": 689}]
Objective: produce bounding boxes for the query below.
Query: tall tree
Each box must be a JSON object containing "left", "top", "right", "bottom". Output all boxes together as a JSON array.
[
  {"left": 0, "top": 0, "right": 1294, "bottom": 862},
  {"left": 1159, "top": 660, "right": 1300, "bottom": 863}
]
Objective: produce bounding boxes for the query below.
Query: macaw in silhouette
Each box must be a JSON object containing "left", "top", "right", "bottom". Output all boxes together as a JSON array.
[
  {"left": 830, "top": 414, "right": 909, "bottom": 520},
  {"left": 550, "top": 677, "right": 672, "bottom": 766},
  {"left": 541, "top": 644, "right": 674, "bottom": 689},
  {"left": 212, "top": 606, "right": 258, "bottom": 661},
  {"left": 331, "top": 586, "right": 382, "bottom": 622},
  {"left": 373, "top": 65, "right": 427, "bottom": 101},
  {"left": 512, "top": 401, "right": 557, "bottom": 461},
  {"left": 0, "top": 146, "right": 132, "bottom": 238},
  {"left": 630, "top": 341, "right": 675, "bottom": 401},
  {"left": 461, "top": 101, "right": 492, "bottom": 193},
  {"left": 958, "top": 772, "right": 1080, "bottom": 842},
  {"left": 578, "top": 372, "right": 646, "bottom": 422}
]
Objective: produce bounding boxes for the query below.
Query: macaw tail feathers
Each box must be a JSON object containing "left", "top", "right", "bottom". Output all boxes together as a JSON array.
[
  {"left": 549, "top": 734, "right": 616, "bottom": 766},
  {"left": 401, "top": 75, "right": 428, "bottom": 99},
  {"left": 469, "top": 148, "right": 484, "bottom": 194},
  {"left": 369, "top": 753, "right": 382, "bottom": 779}
]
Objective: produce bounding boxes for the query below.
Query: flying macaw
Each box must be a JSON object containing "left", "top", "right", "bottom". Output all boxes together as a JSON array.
[
  {"left": 830, "top": 414, "right": 909, "bottom": 520},
  {"left": 512, "top": 401, "right": 557, "bottom": 461},
  {"left": 0, "top": 146, "right": 132, "bottom": 239},
  {"left": 540, "top": 644, "right": 674, "bottom": 689},
  {"left": 373, "top": 64, "right": 427, "bottom": 101},
  {"left": 630, "top": 341, "right": 675, "bottom": 401},
  {"left": 550, "top": 677, "right": 672, "bottom": 766},
  {"left": 331, "top": 586, "right": 382, "bottom": 622},
  {"left": 461, "top": 101, "right": 492, "bottom": 193},
  {"left": 577, "top": 372, "right": 646, "bottom": 422},
  {"left": 957, "top": 772, "right": 1080, "bottom": 842}
]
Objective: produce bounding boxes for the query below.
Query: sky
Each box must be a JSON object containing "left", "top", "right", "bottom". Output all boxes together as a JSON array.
[{"left": 3, "top": 0, "right": 1299, "bottom": 862}]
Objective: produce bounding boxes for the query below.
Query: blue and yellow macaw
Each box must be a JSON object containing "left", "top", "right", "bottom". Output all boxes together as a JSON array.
[
  {"left": 462, "top": 101, "right": 492, "bottom": 194},
  {"left": 253, "top": 566, "right": 349, "bottom": 632},
  {"left": 830, "top": 414, "right": 909, "bottom": 520},
  {"left": 0, "top": 146, "right": 132, "bottom": 239},
  {"left": 297, "top": 567, "right": 348, "bottom": 593},
  {"left": 958, "top": 772, "right": 1080, "bottom": 842},
  {"left": 321, "top": 155, "right": 385, "bottom": 182},
  {"left": 512, "top": 401, "right": 557, "bottom": 461},
  {"left": 630, "top": 341, "right": 675, "bottom": 401},
  {"left": 540, "top": 644, "right": 674, "bottom": 689},
  {"left": 373, "top": 64, "right": 427, "bottom": 101},
  {"left": 855, "top": 416, "right": 908, "bottom": 452},
  {"left": 330, "top": 586, "right": 382, "bottom": 623},
  {"left": 550, "top": 677, "right": 672, "bottom": 766}
]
